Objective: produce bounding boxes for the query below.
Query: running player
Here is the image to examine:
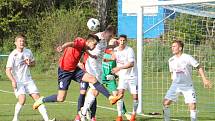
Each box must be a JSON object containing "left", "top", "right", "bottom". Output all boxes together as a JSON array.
[{"left": 6, "top": 34, "right": 55, "bottom": 121}]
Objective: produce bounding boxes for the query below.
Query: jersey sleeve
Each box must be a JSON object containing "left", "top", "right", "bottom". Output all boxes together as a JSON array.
[
  {"left": 168, "top": 58, "right": 173, "bottom": 72},
  {"left": 188, "top": 55, "right": 199, "bottom": 68},
  {"left": 6, "top": 53, "right": 14, "bottom": 68},
  {"left": 28, "top": 49, "right": 35, "bottom": 61},
  {"left": 127, "top": 47, "right": 135, "bottom": 63}
]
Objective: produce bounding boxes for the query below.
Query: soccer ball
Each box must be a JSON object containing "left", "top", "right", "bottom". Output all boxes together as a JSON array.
[{"left": 87, "top": 18, "right": 100, "bottom": 31}]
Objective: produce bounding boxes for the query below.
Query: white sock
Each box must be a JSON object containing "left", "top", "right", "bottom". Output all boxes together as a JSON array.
[
  {"left": 82, "top": 89, "right": 95, "bottom": 115},
  {"left": 190, "top": 110, "right": 197, "bottom": 121},
  {"left": 163, "top": 106, "right": 170, "bottom": 121},
  {"left": 132, "top": 100, "right": 138, "bottom": 114},
  {"left": 38, "top": 104, "right": 49, "bottom": 121},
  {"left": 13, "top": 102, "right": 23, "bottom": 120},
  {"left": 117, "top": 99, "right": 123, "bottom": 116}
]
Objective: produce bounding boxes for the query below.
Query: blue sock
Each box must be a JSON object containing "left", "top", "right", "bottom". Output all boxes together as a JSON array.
[
  {"left": 42, "top": 94, "right": 57, "bottom": 103},
  {"left": 90, "top": 98, "right": 97, "bottom": 118},
  {"left": 93, "top": 81, "right": 110, "bottom": 98},
  {"left": 77, "top": 94, "right": 86, "bottom": 112}
]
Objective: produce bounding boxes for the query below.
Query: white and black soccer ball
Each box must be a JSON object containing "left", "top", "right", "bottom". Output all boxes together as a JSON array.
[{"left": 87, "top": 18, "right": 100, "bottom": 31}]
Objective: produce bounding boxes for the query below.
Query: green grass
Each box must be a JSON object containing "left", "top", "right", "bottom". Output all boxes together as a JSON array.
[{"left": 1, "top": 71, "right": 215, "bottom": 121}]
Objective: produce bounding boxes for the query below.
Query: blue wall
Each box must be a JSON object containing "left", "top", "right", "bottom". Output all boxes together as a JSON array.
[{"left": 118, "top": 0, "right": 164, "bottom": 39}]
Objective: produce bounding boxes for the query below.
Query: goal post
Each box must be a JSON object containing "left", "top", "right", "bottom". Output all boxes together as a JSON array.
[{"left": 120, "top": 0, "right": 215, "bottom": 117}]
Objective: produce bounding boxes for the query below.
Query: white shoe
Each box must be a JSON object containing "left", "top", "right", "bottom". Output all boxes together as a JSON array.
[{"left": 48, "top": 118, "right": 56, "bottom": 121}]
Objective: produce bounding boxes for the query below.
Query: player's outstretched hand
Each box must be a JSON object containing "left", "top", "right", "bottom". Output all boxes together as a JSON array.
[
  {"left": 203, "top": 79, "right": 213, "bottom": 89},
  {"left": 56, "top": 45, "right": 63, "bottom": 52}
]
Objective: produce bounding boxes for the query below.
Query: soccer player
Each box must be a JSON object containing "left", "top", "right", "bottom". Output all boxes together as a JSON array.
[
  {"left": 32, "top": 34, "right": 121, "bottom": 113},
  {"left": 78, "top": 25, "right": 118, "bottom": 121},
  {"left": 111, "top": 34, "right": 138, "bottom": 121},
  {"left": 163, "top": 40, "right": 212, "bottom": 121},
  {"left": 5, "top": 34, "right": 55, "bottom": 121},
  {"left": 102, "top": 38, "right": 131, "bottom": 120}
]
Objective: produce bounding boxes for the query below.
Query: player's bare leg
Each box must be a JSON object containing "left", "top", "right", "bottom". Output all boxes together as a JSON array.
[{"left": 12, "top": 94, "right": 25, "bottom": 121}]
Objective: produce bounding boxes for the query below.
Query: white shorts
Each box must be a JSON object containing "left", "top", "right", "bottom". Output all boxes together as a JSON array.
[
  {"left": 164, "top": 84, "right": 197, "bottom": 104},
  {"left": 117, "top": 78, "right": 138, "bottom": 94},
  {"left": 14, "top": 81, "right": 39, "bottom": 98}
]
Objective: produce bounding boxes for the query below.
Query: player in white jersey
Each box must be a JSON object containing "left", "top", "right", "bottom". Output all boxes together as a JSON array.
[
  {"left": 76, "top": 25, "right": 117, "bottom": 121},
  {"left": 163, "top": 40, "right": 212, "bottom": 121},
  {"left": 5, "top": 34, "right": 55, "bottom": 121},
  {"left": 111, "top": 34, "right": 138, "bottom": 121}
]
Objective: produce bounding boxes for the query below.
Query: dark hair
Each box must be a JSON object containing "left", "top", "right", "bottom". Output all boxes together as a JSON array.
[
  {"left": 172, "top": 40, "right": 184, "bottom": 51},
  {"left": 15, "top": 33, "right": 26, "bottom": 41},
  {"left": 119, "top": 34, "right": 127, "bottom": 40},
  {"left": 104, "top": 25, "right": 115, "bottom": 34},
  {"left": 87, "top": 34, "right": 100, "bottom": 43}
]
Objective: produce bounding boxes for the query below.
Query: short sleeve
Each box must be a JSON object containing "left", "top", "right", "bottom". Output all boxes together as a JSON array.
[
  {"left": 6, "top": 53, "right": 14, "bottom": 68},
  {"left": 127, "top": 47, "right": 135, "bottom": 63},
  {"left": 188, "top": 55, "right": 199, "bottom": 68}
]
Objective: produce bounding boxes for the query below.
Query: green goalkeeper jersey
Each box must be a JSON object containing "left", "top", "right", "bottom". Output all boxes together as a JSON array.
[{"left": 102, "top": 53, "right": 116, "bottom": 82}]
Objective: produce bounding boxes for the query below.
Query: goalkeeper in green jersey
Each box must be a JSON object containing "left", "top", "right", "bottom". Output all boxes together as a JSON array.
[{"left": 102, "top": 38, "right": 131, "bottom": 120}]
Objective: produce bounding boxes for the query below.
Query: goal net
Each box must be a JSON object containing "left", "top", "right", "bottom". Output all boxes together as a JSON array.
[{"left": 141, "top": 1, "right": 215, "bottom": 119}]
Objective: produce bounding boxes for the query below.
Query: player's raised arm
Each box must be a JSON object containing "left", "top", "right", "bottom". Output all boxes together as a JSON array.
[
  {"left": 56, "top": 42, "right": 74, "bottom": 52},
  {"left": 197, "top": 65, "right": 213, "bottom": 88}
]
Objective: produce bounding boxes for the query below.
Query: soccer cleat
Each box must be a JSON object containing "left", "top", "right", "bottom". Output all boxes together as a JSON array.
[
  {"left": 78, "top": 110, "right": 87, "bottom": 121},
  {"left": 129, "top": 114, "right": 136, "bottom": 121},
  {"left": 109, "top": 94, "right": 123, "bottom": 105},
  {"left": 116, "top": 116, "right": 123, "bottom": 121},
  {"left": 124, "top": 113, "right": 131, "bottom": 120},
  {"left": 33, "top": 96, "right": 44, "bottom": 110},
  {"left": 91, "top": 117, "right": 96, "bottom": 121},
  {"left": 74, "top": 114, "right": 81, "bottom": 121},
  {"left": 48, "top": 118, "right": 56, "bottom": 121}
]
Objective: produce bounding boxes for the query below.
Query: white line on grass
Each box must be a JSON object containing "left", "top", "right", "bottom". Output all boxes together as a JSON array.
[{"left": 0, "top": 89, "right": 182, "bottom": 121}]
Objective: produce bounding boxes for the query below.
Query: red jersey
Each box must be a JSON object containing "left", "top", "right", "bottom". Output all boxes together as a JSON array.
[{"left": 59, "top": 37, "right": 86, "bottom": 71}]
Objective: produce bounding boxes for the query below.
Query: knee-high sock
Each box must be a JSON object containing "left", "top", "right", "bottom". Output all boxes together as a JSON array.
[
  {"left": 77, "top": 94, "right": 86, "bottom": 113},
  {"left": 38, "top": 104, "right": 49, "bottom": 121},
  {"left": 93, "top": 82, "right": 110, "bottom": 98},
  {"left": 163, "top": 106, "right": 170, "bottom": 121},
  {"left": 43, "top": 94, "right": 57, "bottom": 103},
  {"left": 90, "top": 98, "right": 97, "bottom": 118},
  {"left": 132, "top": 100, "right": 138, "bottom": 114},
  {"left": 117, "top": 99, "right": 123, "bottom": 116},
  {"left": 82, "top": 90, "right": 96, "bottom": 115},
  {"left": 190, "top": 110, "right": 197, "bottom": 121},
  {"left": 122, "top": 101, "right": 127, "bottom": 114},
  {"left": 13, "top": 102, "right": 23, "bottom": 120}
]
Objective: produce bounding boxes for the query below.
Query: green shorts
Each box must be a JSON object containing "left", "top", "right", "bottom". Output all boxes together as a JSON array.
[{"left": 102, "top": 80, "right": 117, "bottom": 92}]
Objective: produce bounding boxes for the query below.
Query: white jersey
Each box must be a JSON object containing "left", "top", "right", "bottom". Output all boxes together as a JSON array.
[
  {"left": 168, "top": 53, "right": 199, "bottom": 86},
  {"left": 114, "top": 46, "right": 138, "bottom": 79},
  {"left": 85, "top": 32, "right": 107, "bottom": 81},
  {"left": 6, "top": 48, "right": 34, "bottom": 83}
]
